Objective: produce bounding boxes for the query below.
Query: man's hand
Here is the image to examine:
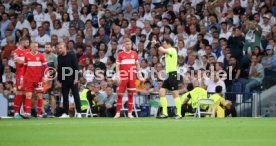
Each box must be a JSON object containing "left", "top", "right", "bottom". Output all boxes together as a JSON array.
[
  {"left": 19, "top": 76, "right": 24, "bottom": 89},
  {"left": 139, "top": 77, "right": 145, "bottom": 82},
  {"left": 226, "top": 100, "right": 232, "bottom": 110},
  {"left": 151, "top": 39, "right": 157, "bottom": 45},
  {"left": 105, "top": 103, "right": 112, "bottom": 109},
  {"left": 73, "top": 80, "right": 79, "bottom": 85},
  {"left": 56, "top": 81, "right": 61, "bottom": 88},
  {"left": 117, "top": 76, "right": 121, "bottom": 85},
  {"left": 42, "top": 77, "right": 47, "bottom": 83}
]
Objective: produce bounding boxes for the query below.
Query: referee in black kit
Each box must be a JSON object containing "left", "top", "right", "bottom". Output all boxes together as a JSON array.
[{"left": 56, "top": 42, "right": 81, "bottom": 118}]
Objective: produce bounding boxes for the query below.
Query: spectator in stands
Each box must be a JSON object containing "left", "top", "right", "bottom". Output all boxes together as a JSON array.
[
  {"left": 205, "top": 74, "right": 226, "bottom": 95},
  {"left": 2, "top": 65, "right": 15, "bottom": 83},
  {"left": 103, "top": 86, "right": 117, "bottom": 117},
  {"left": 245, "top": 54, "right": 264, "bottom": 96},
  {"left": 228, "top": 27, "right": 245, "bottom": 61},
  {"left": 51, "top": 19, "right": 69, "bottom": 42},
  {"left": 261, "top": 45, "right": 276, "bottom": 88},
  {"left": 242, "top": 20, "right": 262, "bottom": 55},
  {"left": 70, "top": 12, "right": 85, "bottom": 30},
  {"left": 35, "top": 26, "right": 51, "bottom": 52}
]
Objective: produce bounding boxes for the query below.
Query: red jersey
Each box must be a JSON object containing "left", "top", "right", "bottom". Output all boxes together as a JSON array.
[
  {"left": 14, "top": 48, "right": 30, "bottom": 77},
  {"left": 23, "top": 52, "right": 48, "bottom": 82},
  {"left": 116, "top": 51, "right": 138, "bottom": 77}
]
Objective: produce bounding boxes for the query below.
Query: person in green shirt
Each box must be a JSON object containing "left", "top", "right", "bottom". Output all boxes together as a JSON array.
[
  {"left": 209, "top": 86, "right": 232, "bottom": 118},
  {"left": 152, "top": 37, "right": 182, "bottom": 119},
  {"left": 181, "top": 83, "right": 208, "bottom": 117}
]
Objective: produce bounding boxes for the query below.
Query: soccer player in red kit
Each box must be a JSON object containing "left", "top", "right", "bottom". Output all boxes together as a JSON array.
[
  {"left": 13, "top": 37, "right": 30, "bottom": 119},
  {"left": 21, "top": 42, "right": 48, "bottom": 118},
  {"left": 114, "top": 38, "right": 144, "bottom": 119}
]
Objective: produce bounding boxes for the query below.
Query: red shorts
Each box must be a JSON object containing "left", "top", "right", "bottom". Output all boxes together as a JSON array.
[
  {"left": 117, "top": 78, "right": 136, "bottom": 94},
  {"left": 24, "top": 80, "right": 44, "bottom": 93},
  {"left": 16, "top": 77, "right": 24, "bottom": 91}
]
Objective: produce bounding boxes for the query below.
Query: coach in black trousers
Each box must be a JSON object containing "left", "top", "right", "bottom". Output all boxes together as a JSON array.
[{"left": 56, "top": 43, "right": 81, "bottom": 118}]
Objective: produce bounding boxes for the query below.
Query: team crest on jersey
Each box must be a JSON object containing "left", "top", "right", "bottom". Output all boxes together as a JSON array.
[
  {"left": 36, "top": 57, "right": 40, "bottom": 61},
  {"left": 27, "top": 58, "right": 30, "bottom": 60},
  {"left": 131, "top": 55, "right": 134, "bottom": 58}
]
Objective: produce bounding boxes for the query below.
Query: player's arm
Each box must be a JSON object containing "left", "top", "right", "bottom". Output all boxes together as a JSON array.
[
  {"left": 21, "top": 55, "right": 28, "bottom": 80},
  {"left": 152, "top": 40, "right": 170, "bottom": 54},
  {"left": 42, "top": 55, "right": 49, "bottom": 79},
  {"left": 14, "top": 53, "right": 25, "bottom": 64},
  {"left": 116, "top": 53, "right": 122, "bottom": 78}
]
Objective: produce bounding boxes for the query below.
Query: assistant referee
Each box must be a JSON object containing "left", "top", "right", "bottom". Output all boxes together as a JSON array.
[{"left": 153, "top": 37, "right": 182, "bottom": 119}]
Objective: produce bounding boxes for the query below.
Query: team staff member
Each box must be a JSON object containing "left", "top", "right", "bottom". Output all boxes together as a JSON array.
[
  {"left": 152, "top": 37, "right": 182, "bottom": 119},
  {"left": 181, "top": 83, "right": 208, "bottom": 117},
  {"left": 56, "top": 43, "right": 82, "bottom": 118},
  {"left": 44, "top": 43, "right": 58, "bottom": 117},
  {"left": 209, "top": 86, "right": 233, "bottom": 118}
]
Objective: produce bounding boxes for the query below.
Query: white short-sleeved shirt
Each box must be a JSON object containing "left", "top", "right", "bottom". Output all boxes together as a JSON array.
[
  {"left": 35, "top": 34, "right": 51, "bottom": 51},
  {"left": 15, "top": 20, "right": 31, "bottom": 30}
]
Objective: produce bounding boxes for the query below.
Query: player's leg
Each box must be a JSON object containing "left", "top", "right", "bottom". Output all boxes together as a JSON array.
[
  {"left": 35, "top": 82, "right": 44, "bottom": 118},
  {"left": 22, "top": 93, "right": 26, "bottom": 114},
  {"left": 172, "top": 90, "right": 182, "bottom": 118},
  {"left": 14, "top": 91, "right": 23, "bottom": 118},
  {"left": 14, "top": 77, "right": 24, "bottom": 118},
  {"left": 71, "top": 83, "right": 81, "bottom": 118},
  {"left": 23, "top": 81, "right": 35, "bottom": 119},
  {"left": 36, "top": 93, "right": 43, "bottom": 118},
  {"left": 61, "top": 84, "right": 70, "bottom": 116},
  {"left": 159, "top": 87, "right": 168, "bottom": 118},
  {"left": 127, "top": 79, "right": 136, "bottom": 118},
  {"left": 114, "top": 79, "right": 127, "bottom": 118},
  {"left": 49, "top": 94, "right": 56, "bottom": 116},
  {"left": 159, "top": 77, "right": 169, "bottom": 118},
  {"left": 24, "top": 92, "right": 33, "bottom": 119},
  {"left": 170, "top": 72, "right": 182, "bottom": 119}
]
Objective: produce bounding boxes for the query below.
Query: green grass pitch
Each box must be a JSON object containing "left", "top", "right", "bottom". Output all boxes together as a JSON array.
[{"left": 0, "top": 118, "right": 276, "bottom": 146}]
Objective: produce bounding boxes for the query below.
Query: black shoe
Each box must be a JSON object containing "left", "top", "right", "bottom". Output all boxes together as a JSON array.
[
  {"left": 174, "top": 115, "right": 182, "bottom": 119},
  {"left": 157, "top": 114, "right": 168, "bottom": 119},
  {"left": 42, "top": 113, "right": 48, "bottom": 118},
  {"left": 47, "top": 113, "right": 55, "bottom": 118}
]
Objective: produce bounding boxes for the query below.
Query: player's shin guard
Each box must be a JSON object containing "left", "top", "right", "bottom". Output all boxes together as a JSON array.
[
  {"left": 127, "top": 93, "right": 133, "bottom": 114},
  {"left": 24, "top": 98, "right": 32, "bottom": 114},
  {"left": 116, "top": 94, "right": 123, "bottom": 113},
  {"left": 14, "top": 95, "right": 22, "bottom": 114},
  {"left": 160, "top": 96, "right": 168, "bottom": 115},
  {"left": 37, "top": 98, "right": 43, "bottom": 116},
  {"left": 174, "top": 97, "right": 182, "bottom": 117}
]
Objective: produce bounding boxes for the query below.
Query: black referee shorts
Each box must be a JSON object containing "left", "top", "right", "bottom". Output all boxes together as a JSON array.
[{"left": 162, "top": 71, "right": 179, "bottom": 91}]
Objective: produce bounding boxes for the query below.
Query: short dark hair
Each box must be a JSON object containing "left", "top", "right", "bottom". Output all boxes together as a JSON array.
[
  {"left": 201, "top": 39, "right": 209, "bottom": 46},
  {"left": 215, "top": 85, "right": 222, "bottom": 93},
  {"left": 162, "top": 37, "right": 174, "bottom": 46},
  {"left": 187, "top": 83, "right": 194, "bottom": 92}
]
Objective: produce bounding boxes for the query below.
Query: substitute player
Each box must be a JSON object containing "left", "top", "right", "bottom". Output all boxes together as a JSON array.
[
  {"left": 152, "top": 37, "right": 182, "bottom": 119},
  {"left": 21, "top": 42, "right": 48, "bottom": 118},
  {"left": 114, "top": 38, "right": 144, "bottom": 119},
  {"left": 13, "top": 37, "right": 30, "bottom": 119}
]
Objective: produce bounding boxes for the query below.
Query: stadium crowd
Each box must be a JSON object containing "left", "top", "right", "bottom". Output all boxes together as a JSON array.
[{"left": 0, "top": 0, "right": 276, "bottom": 118}]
